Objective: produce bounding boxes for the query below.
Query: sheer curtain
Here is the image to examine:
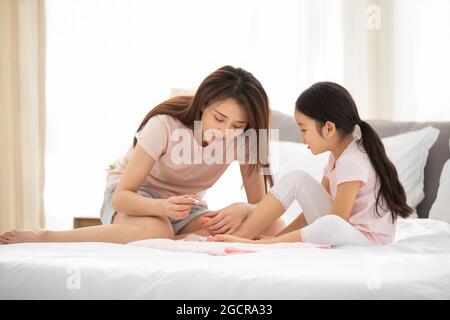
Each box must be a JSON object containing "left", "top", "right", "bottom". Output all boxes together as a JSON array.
[
  {"left": 45, "top": 0, "right": 450, "bottom": 229},
  {"left": 347, "top": 0, "right": 450, "bottom": 120},
  {"left": 0, "top": 0, "right": 46, "bottom": 233}
]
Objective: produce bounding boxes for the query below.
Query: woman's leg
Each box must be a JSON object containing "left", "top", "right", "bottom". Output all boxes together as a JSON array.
[
  {"left": 0, "top": 212, "right": 174, "bottom": 245},
  {"left": 174, "top": 215, "right": 211, "bottom": 239}
]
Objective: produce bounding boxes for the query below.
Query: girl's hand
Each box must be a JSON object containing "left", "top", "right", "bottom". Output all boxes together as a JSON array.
[
  {"left": 198, "top": 202, "right": 253, "bottom": 235},
  {"left": 207, "top": 234, "right": 256, "bottom": 244},
  {"left": 162, "top": 195, "right": 207, "bottom": 220}
]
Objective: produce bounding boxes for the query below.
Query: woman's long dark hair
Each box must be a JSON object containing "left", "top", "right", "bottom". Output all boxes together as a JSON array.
[
  {"left": 296, "top": 82, "right": 412, "bottom": 221},
  {"left": 133, "top": 65, "right": 273, "bottom": 191}
]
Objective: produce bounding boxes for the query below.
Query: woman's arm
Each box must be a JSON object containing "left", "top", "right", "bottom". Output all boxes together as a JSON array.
[
  {"left": 240, "top": 164, "right": 266, "bottom": 205},
  {"left": 112, "top": 144, "right": 198, "bottom": 218},
  {"left": 112, "top": 145, "right": 165, "bottom": 216},
  {"left": 111, "top": 145, "right": 160, "bottom": 215}
]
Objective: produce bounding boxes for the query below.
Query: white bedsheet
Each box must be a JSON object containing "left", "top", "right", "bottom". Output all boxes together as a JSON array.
[{"left": 1, "top": 218, "right": 450, "bottom": 299}]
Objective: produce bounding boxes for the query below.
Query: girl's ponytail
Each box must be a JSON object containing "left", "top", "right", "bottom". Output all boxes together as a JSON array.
[{"left": 358, "top": 120, "right": 413, "bottom": 220}]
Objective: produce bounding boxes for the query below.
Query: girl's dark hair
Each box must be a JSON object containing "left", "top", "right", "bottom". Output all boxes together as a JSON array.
[
  {"left": 133, "top": 65, "right": 273, "bottom": 191},
  {"left": 295, "top": 82, "right": 413, "bottom": 221}
]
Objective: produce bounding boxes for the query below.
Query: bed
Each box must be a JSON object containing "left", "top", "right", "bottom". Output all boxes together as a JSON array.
[
  {"left": 1, "top": 218, "right": 450, "bottom": 299},
  {"left": 1, "top": 112, "right": 450, "bottom": 299}
]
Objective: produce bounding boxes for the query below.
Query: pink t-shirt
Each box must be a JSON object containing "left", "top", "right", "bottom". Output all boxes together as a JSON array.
[
  {"left": 107, "top": 114, "right": 239, "bottom": 199},
  {"left": 323, "top": 139, "right": 396, "bottom": 245}
]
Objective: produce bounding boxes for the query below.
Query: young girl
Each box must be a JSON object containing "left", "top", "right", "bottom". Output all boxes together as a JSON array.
[
  {"left": 211, "top": 82, "right": 413, "bottom": 246},
  {"left": 0, "top": 66, "right": 284, "bottom": 245}
]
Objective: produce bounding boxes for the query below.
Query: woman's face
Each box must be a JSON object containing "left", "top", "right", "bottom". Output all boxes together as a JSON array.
[{"left": 201, "top": 98, "right": 248, "bottom": 145}]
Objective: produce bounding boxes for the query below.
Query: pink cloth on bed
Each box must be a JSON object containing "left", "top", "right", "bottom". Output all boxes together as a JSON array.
[{"left": 127, "top": 236, "right": 331, "bottom": 256}]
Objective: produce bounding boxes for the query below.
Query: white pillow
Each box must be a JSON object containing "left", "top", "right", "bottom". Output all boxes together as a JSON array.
[
  {"left": 429, "top": 139, "right": 450, "bottom": 223},
  {"left": 270, "top": 140, "right": 329, "bottom": 182},
  {"left": 382, "top": 126, "right": 439, "bottom": 209}
]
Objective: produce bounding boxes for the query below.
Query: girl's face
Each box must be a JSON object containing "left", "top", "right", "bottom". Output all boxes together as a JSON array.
[
  {"left": 201, "top": 98, "right": 248, "bottom": 145},
  {"left": 294, "top": 111, "right": 334, "bottom": 155}
]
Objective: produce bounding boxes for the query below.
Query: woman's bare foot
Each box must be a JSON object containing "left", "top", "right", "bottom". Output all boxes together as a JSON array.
[{"left": 0, "top": 228, "right": 46, "bottom": 244}]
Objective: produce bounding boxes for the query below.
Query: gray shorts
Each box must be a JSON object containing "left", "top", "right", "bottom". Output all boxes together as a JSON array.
[{"left": 99, "top": 184, "right": 211, "bottom": 235}]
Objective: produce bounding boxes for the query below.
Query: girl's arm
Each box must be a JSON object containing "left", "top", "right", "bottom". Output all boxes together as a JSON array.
[
  {"left": 329, "top": 181, "right": 362, "bottom": 221},
  {"left": 321, "top": 176, "right": 330, "bottom": 194}
]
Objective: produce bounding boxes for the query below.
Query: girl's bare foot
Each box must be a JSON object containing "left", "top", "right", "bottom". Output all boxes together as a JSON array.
[
  {"left": 0, "top": 228, "right": 46, "bottom": 245},
  {"left": 209, "top": 234, "right": 256, "bottom": 244}
]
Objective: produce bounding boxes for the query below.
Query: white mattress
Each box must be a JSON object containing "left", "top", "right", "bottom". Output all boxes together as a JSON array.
[{"left": 1, "top": 218, "right": 450, "bottom": 299}]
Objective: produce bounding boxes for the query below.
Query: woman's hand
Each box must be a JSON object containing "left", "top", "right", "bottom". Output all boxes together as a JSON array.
[
  {"left": 198, "top": 202, "right": 254, "bottom": 235},
  {"left": 161, "top": 195, "right": 207, "bottom": 220}
]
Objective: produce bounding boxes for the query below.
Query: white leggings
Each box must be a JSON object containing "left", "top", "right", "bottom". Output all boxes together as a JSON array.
[{"left": 270, "top": 170, "right": 371, "bottom": 247}]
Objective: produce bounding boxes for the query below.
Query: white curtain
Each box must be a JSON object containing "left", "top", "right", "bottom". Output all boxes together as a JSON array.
[
  {"left": 45, "top": 0, "right": 450, "bottom": 229},
  {"left": 344, "top": 0, "right": 450, "bottom": 120},
  {"left": 0, "top": 0, "right": 46, "bottom": 233}
]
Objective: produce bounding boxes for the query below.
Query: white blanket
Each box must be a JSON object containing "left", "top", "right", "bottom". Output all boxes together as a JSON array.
[{"left": 1, "top": 218, "right": 450, "bottom": 299}]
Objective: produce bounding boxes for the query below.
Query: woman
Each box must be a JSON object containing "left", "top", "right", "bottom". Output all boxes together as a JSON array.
[{"left": 0, "top": 66, "right": 284, "bottom": 244}]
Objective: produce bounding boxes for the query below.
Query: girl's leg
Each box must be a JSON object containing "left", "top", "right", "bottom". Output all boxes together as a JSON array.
[
  {"left": 269, "top": 170, "right": 370, "bottom": 246},
  {"left": 270, "top": 170, "right": 333, "bottom": 224},
  {"left": 232, "top": 170, "right": 331, "bottom": 239},
  {"left": 232, "top": 193, "right": 286, "bottom": 239},
  {"left": 300, "top": 215, "right": 371, "bottom": 246},
  {"left": 0, "top": 212, "right": 174, "bottom": 245},
  {"left": 217, "top": 215, "right": 371, "bottom": 246},
  {"left": 217, "top": 171, "right": 371, "bottom": 246}
]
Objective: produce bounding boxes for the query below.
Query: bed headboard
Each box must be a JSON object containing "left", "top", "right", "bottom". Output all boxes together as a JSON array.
[{"left": 270, "top": 110, "right": 450, "bottom": 218}]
